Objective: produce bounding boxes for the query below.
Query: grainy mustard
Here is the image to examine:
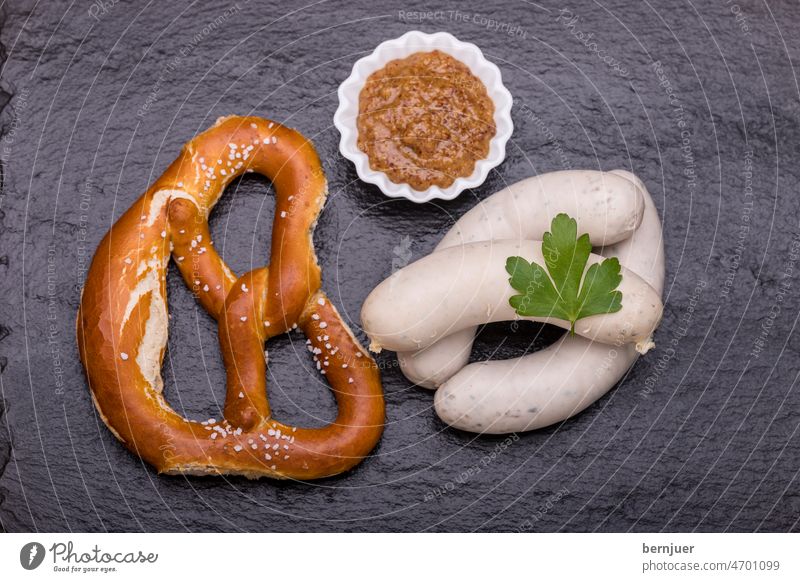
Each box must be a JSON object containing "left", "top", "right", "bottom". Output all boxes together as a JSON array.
[{"left": 357, "top": 50, "right": 496, "bottom": 191}]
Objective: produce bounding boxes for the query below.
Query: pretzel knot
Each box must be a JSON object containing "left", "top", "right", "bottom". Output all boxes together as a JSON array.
[{"left": 77, "top": 116, "right": 385, "bottom": 479}]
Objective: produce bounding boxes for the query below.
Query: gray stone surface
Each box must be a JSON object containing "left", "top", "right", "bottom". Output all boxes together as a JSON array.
[{"left": 0, "top": 0, "right": 799, "bottom": 532}]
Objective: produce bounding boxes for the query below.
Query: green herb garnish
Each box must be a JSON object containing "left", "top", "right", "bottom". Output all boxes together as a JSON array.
[{"left": 505, "top": 213, "right": 623, "bottom": 334}]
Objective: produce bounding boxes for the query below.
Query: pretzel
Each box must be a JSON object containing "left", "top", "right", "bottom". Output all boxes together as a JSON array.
[{"left": 76, "top": 116, "right": 385, "bottom": 479}]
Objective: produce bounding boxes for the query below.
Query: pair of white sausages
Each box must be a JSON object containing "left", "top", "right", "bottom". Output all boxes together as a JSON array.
[{"left": 361, "top": 170, "right": 665, "bottom": 433}]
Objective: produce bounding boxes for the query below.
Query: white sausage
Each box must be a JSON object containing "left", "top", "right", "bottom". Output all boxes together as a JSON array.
[
  {"left": 433, "top": 170, "right": 665, "bottom": 433},
  {"left": 397, "top": 170, "right": 646, "bottom": 388},
  {"left": 362, "top": 239, "right": 662, "bottom": 353},
  {"left": 436, "top": 170, "right": 644, "bottom": 248}
]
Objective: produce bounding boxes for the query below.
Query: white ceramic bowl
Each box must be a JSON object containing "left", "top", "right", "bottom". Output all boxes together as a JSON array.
[{"left": 334, "top": 30, "right": 514, "bottom": 203}]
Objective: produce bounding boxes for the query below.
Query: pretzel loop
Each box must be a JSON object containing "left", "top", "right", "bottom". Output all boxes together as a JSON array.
[{"left": 77, "top": 116, "right": 385, "bottom": 479}]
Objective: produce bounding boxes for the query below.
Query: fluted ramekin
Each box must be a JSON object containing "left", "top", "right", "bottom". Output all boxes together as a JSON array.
[{"left": 334, "top": 30, "right": 514, "bottom": 203}]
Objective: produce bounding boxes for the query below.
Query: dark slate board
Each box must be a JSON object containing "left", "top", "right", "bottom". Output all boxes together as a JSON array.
[{"left": 1, "top": 0, "right": 799, "bottom": 532}]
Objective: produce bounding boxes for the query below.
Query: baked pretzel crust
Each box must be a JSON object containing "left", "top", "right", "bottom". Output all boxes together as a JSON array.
[{"left": 76, "top": 116, "right": 384, "bottom": 479}]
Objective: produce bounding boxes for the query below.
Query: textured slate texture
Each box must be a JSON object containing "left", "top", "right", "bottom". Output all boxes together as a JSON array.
[{"left": 0, "top": 0, "right": 799, "bottom": 532}]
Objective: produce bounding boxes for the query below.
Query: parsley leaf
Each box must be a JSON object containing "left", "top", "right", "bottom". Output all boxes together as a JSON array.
[{"left": 505, "top": 213, "right": 623, "bottom": 334}]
